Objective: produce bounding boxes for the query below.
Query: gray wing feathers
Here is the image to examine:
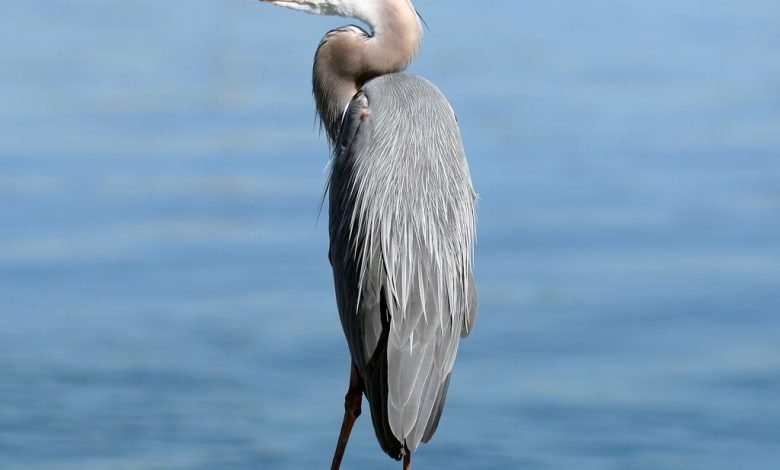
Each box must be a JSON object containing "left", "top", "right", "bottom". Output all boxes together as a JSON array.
[
  {"left": 329, "top": 73, "right": 477, "bottom": 455},
  {"left": 462, "top": 272, "right": 478, "bottom": 338}
]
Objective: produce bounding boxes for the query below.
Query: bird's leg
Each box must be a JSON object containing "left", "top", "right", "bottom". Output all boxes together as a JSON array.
[
  {"left": 331, "top": 363, "right": 363, "bottom": 470},
  {"left": 403, "top": 452, "right": 411, "bottom": 470}
]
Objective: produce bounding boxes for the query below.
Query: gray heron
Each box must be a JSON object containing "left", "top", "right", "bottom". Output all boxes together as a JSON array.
[{"left": 258, "top": 1, "right": 478, "bottom": 468}]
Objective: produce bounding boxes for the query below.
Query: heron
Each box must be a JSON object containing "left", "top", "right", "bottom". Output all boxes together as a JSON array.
[{"left": 259, "top": 1, "right": 478, "bottom": 468}]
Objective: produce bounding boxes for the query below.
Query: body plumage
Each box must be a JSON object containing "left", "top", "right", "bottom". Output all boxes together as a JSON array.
[{"left": 329, "top": 73, "right": 477, "bottom": 458}]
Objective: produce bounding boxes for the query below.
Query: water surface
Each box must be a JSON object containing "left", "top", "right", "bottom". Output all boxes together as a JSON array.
[{"left": 1, "top": 1, "right": 779, "bottom": 468}]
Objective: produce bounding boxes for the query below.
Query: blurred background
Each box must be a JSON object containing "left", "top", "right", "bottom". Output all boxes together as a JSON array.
[{"left": 1, "top": 0, "right": 779, "bottom": 468}]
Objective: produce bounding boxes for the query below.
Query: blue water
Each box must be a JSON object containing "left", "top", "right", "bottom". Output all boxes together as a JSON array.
[{"left": 2, "top": 1, "right": 779, "bottom": 468}]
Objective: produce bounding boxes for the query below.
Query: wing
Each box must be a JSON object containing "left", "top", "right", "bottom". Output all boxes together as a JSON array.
[{"left": 328, "top": 73, "right": 478, "bottom": 457}]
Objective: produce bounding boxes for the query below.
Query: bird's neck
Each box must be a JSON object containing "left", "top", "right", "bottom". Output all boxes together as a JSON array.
[
  {"left": 363, "top": 0, "right": 422, "bottom": 77},
  {"left": 313, "top": 0, "right": 422, "bottom": 144}
]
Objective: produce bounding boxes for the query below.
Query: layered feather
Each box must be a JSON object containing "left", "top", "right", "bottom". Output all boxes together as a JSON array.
[{"left": 328, "top": 73, "right": 478, "bottom": 458}]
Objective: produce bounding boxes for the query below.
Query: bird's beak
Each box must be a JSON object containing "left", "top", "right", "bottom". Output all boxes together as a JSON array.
[
  {"left": 257, "top": 0, "right": 327, "bottom": 15},
  {"left": 258, "top": 0, "right": 299, "bottom": 9}
]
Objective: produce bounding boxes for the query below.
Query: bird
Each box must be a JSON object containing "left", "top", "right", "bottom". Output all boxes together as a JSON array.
[{"left": 258, "top": 1, "right": 478, "bottom": 468}]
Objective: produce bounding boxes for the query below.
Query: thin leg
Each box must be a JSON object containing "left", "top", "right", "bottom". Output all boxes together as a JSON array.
[
  {"left": 403, "top": 452, "right": 411, "bottom": 470},
  {"left": 331, "top": 363, "right": 363, "bottom": 470}
]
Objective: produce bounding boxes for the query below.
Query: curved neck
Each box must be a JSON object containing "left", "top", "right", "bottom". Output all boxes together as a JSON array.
[
  {"left": 363, "top": 0, "right": 422, "bottom": 77},
  {"left": 313, "top": 0, "right": 422, "bottom": 144}
]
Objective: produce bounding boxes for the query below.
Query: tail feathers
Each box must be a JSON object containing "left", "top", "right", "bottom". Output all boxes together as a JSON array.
[
  {"left": 364, "top": 346, "right": 405, "bottom": 460},
  {"left": 422, "top": 373, "right": 452, "bottom": 443},
  {"left": 363, "top": 362, "right": 452, "bottom": 458}
]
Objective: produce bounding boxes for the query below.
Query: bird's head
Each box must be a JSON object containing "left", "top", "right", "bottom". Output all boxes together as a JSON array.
[
  {"left": 260, "top": 0, "right": 381, "bottom": 20},
  {"left": 259, "top": 0, "right": 416, "bottom": 32}
]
